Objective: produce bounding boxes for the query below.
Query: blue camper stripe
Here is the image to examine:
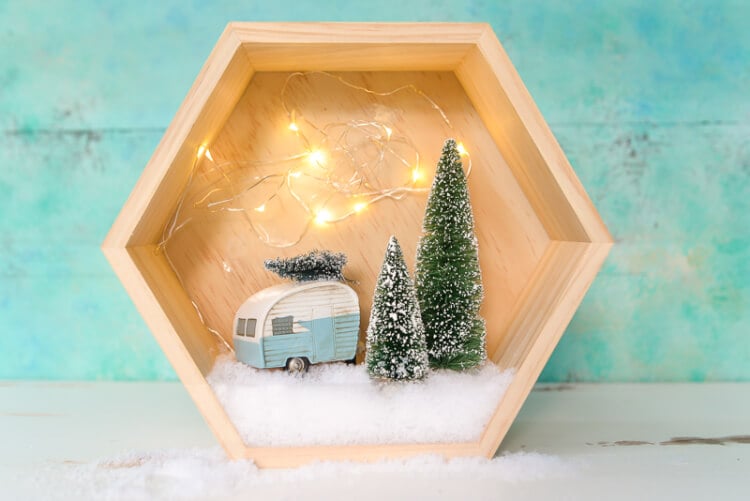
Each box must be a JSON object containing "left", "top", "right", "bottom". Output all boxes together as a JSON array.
[
  {"left": 234, "top": 337, "right": 265, "bottom": 368},
  {"left": 262, "top": 333, "right": 314, "bottom": 368},
  {"left": 236, "top": 312, "right": 360, "bottom": 368}
]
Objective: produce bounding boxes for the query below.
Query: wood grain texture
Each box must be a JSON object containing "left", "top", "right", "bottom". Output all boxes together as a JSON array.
[
  {"left": 167, "top": 70, "right": 547, "bottom": 357},
  {"left": 232, "top": 22, "right": 485, "bottom": 71}
]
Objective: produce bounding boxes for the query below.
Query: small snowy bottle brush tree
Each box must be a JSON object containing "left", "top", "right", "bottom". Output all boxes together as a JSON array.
[
  {"left": 416, "top": 139, "right": 487, "bottom": 371},
  {"left": 365, "top": 236, "right": 429, "bottom": 381}
]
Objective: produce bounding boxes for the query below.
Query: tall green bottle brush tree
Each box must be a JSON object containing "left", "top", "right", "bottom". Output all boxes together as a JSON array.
[{"left": 415, "top": 139, "right": 487, "bottom": 370}]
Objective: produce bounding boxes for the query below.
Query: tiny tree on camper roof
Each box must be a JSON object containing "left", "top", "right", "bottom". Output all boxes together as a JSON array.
[
  {"left": 264, "top": 250, "right": 347, "bottom": 282},
  {"left": 365, "top": 236, "right": 428, "bottom": 381},
  {"left": 415, "top": 139, "right": 487, "bottom": 370}
]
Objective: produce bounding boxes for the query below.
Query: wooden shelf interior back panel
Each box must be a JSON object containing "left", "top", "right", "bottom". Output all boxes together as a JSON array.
[
  {"left": 165, "top": 70, "right": 550, "bottom": 359},
  {"left": 102, "top": 22, "right": 612, "bottom": 468}
]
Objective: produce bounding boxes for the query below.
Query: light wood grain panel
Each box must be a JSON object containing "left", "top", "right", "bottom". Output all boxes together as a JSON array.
[
  {"left": 243, "top": 44, "right": 474, "bottom": 71},
  {"left": 233, "top": 22, "right": 486, "bottom": 71},
  {"left": 230, "top": 21, "right": 488, "bottom": 44},
  {"left": 240, "top": 440, "right": 482, "bottom": 468},
  {"left": 164, "top": 70, "right": 549, "bottom": 361}
]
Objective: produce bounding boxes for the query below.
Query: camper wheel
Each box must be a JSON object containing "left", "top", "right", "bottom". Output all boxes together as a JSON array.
[{"left": 285, "top": 357, "right": 310, "bottom": 373}]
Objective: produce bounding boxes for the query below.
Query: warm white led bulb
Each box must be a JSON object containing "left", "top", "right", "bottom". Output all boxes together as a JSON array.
[
  {"left": 353, "top": 202, "right": 367, "bottom": 213},
  {"left": 288, "top": 122, "right": 299, "bottom": 132},
  {"left": 457, "top": 142, "right": 468, "bottom": 156},
  {"left": 308, "top": 150, "right": 326, "bottom": 167},
  {"left": 411, "top": 167, "right": 422, "bottom": 183},
  {"left": 314, "top": 209, "right": 332, "bottom": 225}
]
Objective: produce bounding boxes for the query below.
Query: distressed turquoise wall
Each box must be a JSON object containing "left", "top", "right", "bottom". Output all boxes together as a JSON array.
[{"left": 1, "top": 1, "right": 748, "bottom": 381}]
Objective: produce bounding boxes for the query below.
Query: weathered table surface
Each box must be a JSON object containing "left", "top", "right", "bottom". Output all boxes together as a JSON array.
[{"left": 2, "top": 382, "right": 748, "bottom": 500}]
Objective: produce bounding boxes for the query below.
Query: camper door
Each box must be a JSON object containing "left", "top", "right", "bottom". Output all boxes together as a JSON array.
[{"left": 311, "top": 306, "right": 335, "bottom": 361}]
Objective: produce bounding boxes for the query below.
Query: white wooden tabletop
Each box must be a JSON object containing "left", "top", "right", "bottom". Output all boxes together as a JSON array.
[{"left": 2, "top": 382, "right": 748, "bottom": 500}]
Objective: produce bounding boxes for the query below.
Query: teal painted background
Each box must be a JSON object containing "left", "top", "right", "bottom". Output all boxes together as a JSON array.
[{"left": 1, "top": 1, "right": 748, "bottom": 381}]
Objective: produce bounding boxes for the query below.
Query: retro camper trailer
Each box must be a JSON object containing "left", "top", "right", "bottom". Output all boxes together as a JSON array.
[{"left": 233, "top": 281, "right": 360, "bottom": 372}]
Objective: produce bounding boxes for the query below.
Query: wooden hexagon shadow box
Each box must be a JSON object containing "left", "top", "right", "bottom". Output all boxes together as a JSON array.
[{"left": 102, "top": 22, "right": 612, "bottom": 467}]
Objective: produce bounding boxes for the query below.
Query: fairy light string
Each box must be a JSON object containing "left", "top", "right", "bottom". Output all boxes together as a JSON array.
[
  {"left": 160, "top": 71, "right": 472, "bottom": 250},
  {"left": 157, "top": 72, "right": 474, "bottom": 350}
]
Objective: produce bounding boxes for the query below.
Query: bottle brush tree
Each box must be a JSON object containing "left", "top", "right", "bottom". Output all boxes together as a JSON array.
[
  {"left": 365, "top": 236, "right": 428, "bottom": 381},
  {"left": 264, "top": 249, "right": 347, "bottom": 282},
  {"left": 415, "top": 139, "right": 487, "bottom": 370}
]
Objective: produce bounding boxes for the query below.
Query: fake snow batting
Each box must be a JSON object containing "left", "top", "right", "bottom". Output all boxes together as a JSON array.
[
  {"left": 208, "top": 357, "right": 513, "bottom": 447},
  {"left": 50, "top": 448, "right": 573, "bottom": 500}
]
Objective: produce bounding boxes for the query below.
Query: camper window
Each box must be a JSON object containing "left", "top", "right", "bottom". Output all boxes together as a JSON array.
[
  {"left": 245, "top": 318, "right": 257, "bottom": 338},
  {"left": 236, "top": 318, "right": 257, "bottom": 338},
  {"left": 272, "top": 315, "right": 294, "bottom": 335}
]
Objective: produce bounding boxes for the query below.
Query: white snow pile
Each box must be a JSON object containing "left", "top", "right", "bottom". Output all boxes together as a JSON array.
[
  {"left": 52, "top": 447, "right": 574, "bottom": 501},
  {"left": 207, "top": 356, "right": 514, "bottom": 446}
]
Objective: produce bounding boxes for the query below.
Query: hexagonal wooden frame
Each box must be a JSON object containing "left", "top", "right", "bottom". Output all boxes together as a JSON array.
[{"left": 102, "top": 22, "right": 612, "bottom": 468}]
